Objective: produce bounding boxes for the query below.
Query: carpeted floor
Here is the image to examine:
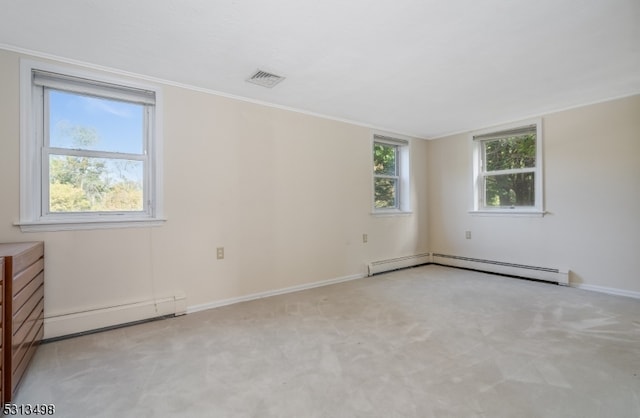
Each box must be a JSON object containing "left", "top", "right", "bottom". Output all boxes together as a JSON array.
[{"left": 14, "top": 265, "right": 640, "bottom": 417}]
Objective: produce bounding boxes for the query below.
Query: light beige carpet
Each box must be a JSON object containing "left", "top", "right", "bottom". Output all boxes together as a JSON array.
[{"left": 15, "top": 265, "right": 640, "bottom": 417}]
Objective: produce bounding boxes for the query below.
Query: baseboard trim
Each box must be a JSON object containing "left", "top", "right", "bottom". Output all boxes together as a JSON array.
[
  {"left": 41, "top": 268, "right": 640, "bottom": 341},
  {"left": 569, "top": 283, "right": 640, "bottom": 300},
  {"left": 186, "top": 272, "right": 367, "bottom": 314},
  {"left": 431, "top": 262, "right": 639, "bottom": 299}
]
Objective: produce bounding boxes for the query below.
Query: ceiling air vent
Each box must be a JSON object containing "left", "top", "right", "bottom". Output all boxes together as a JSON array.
[{"left": 246, "top": 69, "right": 285, "bottom": 88}]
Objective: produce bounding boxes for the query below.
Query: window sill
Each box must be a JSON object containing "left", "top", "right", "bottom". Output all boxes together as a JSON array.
[
  {"left": 371, "top": 210, "right": 413, "bottom": 217},
  {"left": 15, "top": 218, "right": 167, "bottom": 232},
  {"left": 469, "top": 210, "right": 546, "bottom": 218}
]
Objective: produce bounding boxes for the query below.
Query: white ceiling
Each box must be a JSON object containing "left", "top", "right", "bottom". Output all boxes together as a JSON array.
[{"left": 1, "top": 0, "right": 639, "bottom": 138}]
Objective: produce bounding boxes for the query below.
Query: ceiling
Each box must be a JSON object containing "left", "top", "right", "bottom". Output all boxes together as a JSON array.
[{"left": 1, "top": 0, "right": 638, "bottom": 139}]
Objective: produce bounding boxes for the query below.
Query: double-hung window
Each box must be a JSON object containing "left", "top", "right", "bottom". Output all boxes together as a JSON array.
[
  {"left": 19, "top": 60, "right": 164, "bottom": 231},
  {"left": 373, "top": 134, "right": 410, "bottom": 213},
  {"left": 471, "top": 119, "right": 543, "bottom": 214}
]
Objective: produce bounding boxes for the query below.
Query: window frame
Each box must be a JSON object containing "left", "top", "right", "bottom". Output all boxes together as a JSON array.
[
  {"left": 372, "top": 133, "right": 411, "bottom": 215},
  {"left": 470, "top": 118, "right": 544, "bottom": 216},
  {"left": 18, "top": 59, "right": 165, "bottom": 231}
]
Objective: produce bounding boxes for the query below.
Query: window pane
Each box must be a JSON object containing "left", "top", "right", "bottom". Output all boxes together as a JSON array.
[
  {"left": 373, "top": 143, "right": 397, "bottom": 175},
  {"left": 374, "top": 178, "right": 397, "bottom": 209},
  {"left": 49, "top": 155, "right": 143, "bottom": 212},
  {"left": 484, "top": 134, "right": 536, "bottom": 172},
  {"left": 48, "top": 89, "right": 144, "bottom": 154},
  {"left": 485, "top": 172, "right": 535, "bottom": 207}
]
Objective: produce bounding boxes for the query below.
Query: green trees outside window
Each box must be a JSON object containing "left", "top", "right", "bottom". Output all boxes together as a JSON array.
[
  {"left": 373, "top": 142, "right": 398, "bottom": 209},
  {"left": 483, "top": 133, "right": 536, "bottom": 207},
  {"left": 46, "top": 90, "right": 145, "bottom": 213},
  {"left": 49, "top": 154, "right": 143, "bottom": 212}
]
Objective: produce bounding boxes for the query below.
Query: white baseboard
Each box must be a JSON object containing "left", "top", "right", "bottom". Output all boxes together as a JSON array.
[
  {"left": 42, "top": 269, "right": 639, "bottom": 339},
  {"left": 44, "top": 293, "right": 186, "bottom": 339},
  {"left": 187, "top": 273, "right": 366, "bottom": 314},
  {"left": 569, "top": 283, "right": 640, "bottom": 299}
]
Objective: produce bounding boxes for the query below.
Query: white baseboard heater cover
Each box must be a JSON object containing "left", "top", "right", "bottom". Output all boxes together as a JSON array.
[
  {"left": 432, "top": 253, "right": 569, "bottom": 285},
  {"left": 368, "top": 253, "right": 431, "bottom": 276},
  {"left": 44, "top": 293, "right": 187, "bottom": 339}
]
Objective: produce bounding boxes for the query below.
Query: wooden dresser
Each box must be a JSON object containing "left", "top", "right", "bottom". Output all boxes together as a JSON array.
[
  {"left": 0, "top": 256, "right": 4, "bottom": 404},
  {"left": 0, "top": 242, "right": 44, "bottom": 403}
]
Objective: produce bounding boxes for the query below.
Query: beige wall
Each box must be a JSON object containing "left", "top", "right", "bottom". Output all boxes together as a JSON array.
[
  {"left": 0, "top": 49, "right": 429, "bottom": 337},
  {"left": 1, "top": 46, "right": 638, "bottom": 338},
  {"left": 428, "top": 94, "right": 640, "bottom": 293}
]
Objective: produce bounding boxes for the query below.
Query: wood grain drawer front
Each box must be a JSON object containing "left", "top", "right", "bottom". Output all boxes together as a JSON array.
[
  {"left": 13, "top": 296, "right": 43, "bottom": 365},
  {"left": 13, "top": 259, "right": 43, "bottom": 300},
  {"left": 13, "top": 323, "right": 42, "bottom": 394},
  {"left": 13, "top": 270, "right": 44, "bottom": 321},
  {"left": 0, "top": 257, "right": 3, "bottom": 405},
  {"left": 11, "top": 304, "right": 43, "bottom": 395},
  {"left": 13, "top": 285, "right": 44, "bottom": 346},
  {"left": 0, "top": 241, "right": 44, "bottom": 403}
]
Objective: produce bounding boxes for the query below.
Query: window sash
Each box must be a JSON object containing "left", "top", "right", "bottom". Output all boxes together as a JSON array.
[
  {"left": 472, "top": 120, "right": 542, "bottom": 212},
  {"left": 374, "top": 177, "right": 399, "bottom": 209},
  {"left": 373, "top": 140, "right": 400, "bottom": 210},
  {"left": 374, "top": 142, "right": 399, "bottom": 177},
  {"left": 38, "top": 81, "right": 153, "bottom": 218},
  {"left": 45, "top": 147, "right": 147, "bottom": 161},
  {"left": 480, "top": 137, "right": 536, "bottom": 172},
  {"left": 42, "top": 86, "right": 150, "bottom": 159},
  {"left": 481, "top": 166, "right": 535, "bottom": 176},
  {"left": 481, "top": 172, "right": 536, "bottom": 208},
  {"left": 479, "top": 167, "right": 537, "bottom": 209}
]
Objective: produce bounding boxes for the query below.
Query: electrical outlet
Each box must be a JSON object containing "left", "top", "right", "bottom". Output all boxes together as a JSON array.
[
  {"left": 363, "top": 233, "right": 368, "bottom": 243},
  {"left": 216, "top": 247, "right": 224, "bottom": 259},
  {"left": 465, "top": 231, "right": 472, "bottom": 239}
]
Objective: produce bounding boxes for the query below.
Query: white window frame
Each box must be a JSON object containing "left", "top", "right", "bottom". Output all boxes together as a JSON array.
[
  {"left": 18, "top": 59, "right": 165, "bottom": 231},
  {"left": 372, "top": 133, "right": 411, "bottom": 215},
  {"left": 470, "top": 118, "right": 544, "bottom": 216}
]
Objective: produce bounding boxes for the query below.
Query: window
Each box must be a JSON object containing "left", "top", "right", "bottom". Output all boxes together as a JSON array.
[
  {"left": 471, "top": 119, "right": 543, "bottom": 214},
  {"left": 19, "top": 60, "right": 164, "bottom": 231},
  {"left": 373, "top": 134, "right": 410, "bottom": 213}
]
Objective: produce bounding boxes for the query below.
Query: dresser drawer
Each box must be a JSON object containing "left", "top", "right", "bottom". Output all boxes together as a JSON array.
[{"left": 0, "top": 242, "right": 45, "bottom": 403}]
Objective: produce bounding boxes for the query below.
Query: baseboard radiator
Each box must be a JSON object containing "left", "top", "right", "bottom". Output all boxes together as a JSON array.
[
  {"left": 432, "top": 253, "right": 569, "bottom": 285},
  {"left": 368, "top": 253, "right": 431, "bottom": 276},
  {"left": 44, "top": 293, "right": 187, "bottom": 339}
]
